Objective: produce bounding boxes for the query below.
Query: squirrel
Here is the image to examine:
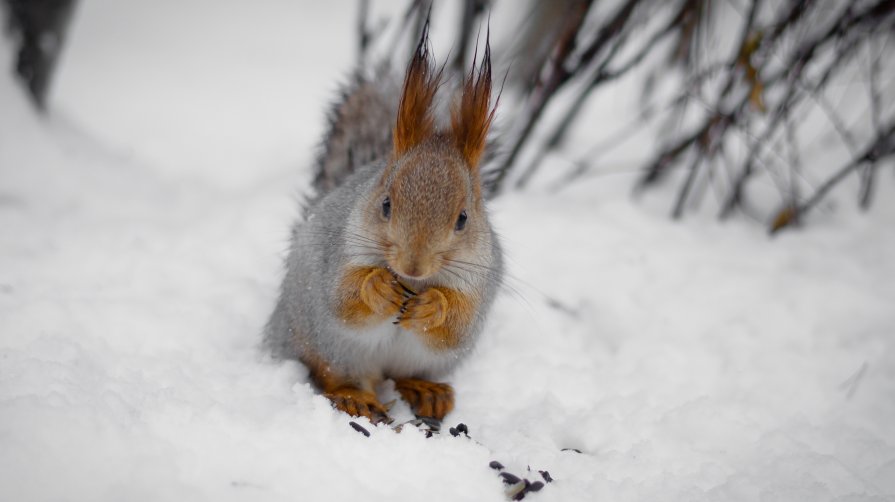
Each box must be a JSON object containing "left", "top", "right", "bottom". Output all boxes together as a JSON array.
[{"left": 264, "top": 22, "right": 503, "bottom": 424}]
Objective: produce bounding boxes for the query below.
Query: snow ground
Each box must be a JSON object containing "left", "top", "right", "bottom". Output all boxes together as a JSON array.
[{"left": 2, "top": 2, "right": 895, "bottom": 501}]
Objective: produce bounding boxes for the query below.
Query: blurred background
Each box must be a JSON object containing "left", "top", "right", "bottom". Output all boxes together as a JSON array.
[
  {"left": 5, "top": 0, "right": 894, "bottom": 230},
  {"left": 2, "top": 1, "right": 894, "bottom": 501}
]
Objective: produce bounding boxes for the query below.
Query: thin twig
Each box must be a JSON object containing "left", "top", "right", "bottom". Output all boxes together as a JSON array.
[
  {"left": 515, "top": 2, "right": 684, "bottom": 189},
  {"left": 452, "top": 0, "right": 489, "bottom": 77},
  {"left": 488, "top": 0, "right": 658, "bottom": 193},
  {"left": 860, "top": 35, "right": 885, "bottom": 208},
  {"left": 771, "top": 120, "right": 895, "bottom": 233},
  {"left": 639, "top": 0, "right": 761, "bottom": 191}
]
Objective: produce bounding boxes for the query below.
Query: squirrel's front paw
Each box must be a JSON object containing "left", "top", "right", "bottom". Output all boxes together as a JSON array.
[
  {"left": 396, "top": 287, "right": 448, "bottom": 331},
  {"left": 360, "top": 268, "right": 414, "bottom": 317}
]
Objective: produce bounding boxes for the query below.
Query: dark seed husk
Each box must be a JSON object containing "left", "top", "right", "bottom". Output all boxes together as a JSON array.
[
  {"left": 561, "top": 448, "right": 582, "bottom": 453},
  {"left": 539, "top": 470, "right": 553, "bottom": 483},
  {"left": 449, "top": 427, "right": 459, "bottom": 437},
  {"left": 456, "top": 423, "right": 468, "bottom": 434},
  {"left": 499, "top": 472, "right": 521, "bottom": 485},
  {"left": 528, "top": 481, "right": 545, "bottom": 492},
  {"left": 348, "top": 421, "right": 370, "bottom": 437},
  {"left": 489, "top": 460, "right": 504, "bottom": 471}
]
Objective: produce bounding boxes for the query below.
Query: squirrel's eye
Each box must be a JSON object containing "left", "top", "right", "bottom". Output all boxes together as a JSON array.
[
  {"left": 455, "top": 210, "right": 467, "bottom": 231},
  {"left": 381, "top": 196, "right": 391, "bottom": 219}
]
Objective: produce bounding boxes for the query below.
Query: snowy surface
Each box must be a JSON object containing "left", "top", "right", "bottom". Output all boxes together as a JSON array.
[{"left": 2, "top": 2, "right": 895, "bottom": 501}]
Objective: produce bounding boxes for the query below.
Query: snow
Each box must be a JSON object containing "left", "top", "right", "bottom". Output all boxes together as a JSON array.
[{"left": 2, "top": 1, "right": 894, "bottom": 501}]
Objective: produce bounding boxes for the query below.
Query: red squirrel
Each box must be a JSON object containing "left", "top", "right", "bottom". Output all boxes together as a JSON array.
[{"left": 265, "top": 22, "right": 502, "bottom": 423}]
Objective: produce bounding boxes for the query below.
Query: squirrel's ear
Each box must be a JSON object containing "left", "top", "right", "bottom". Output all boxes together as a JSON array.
[
  {"left": 451, "top": 30, "right": 496, "bottom": 170},
  {"left": 394, "top": 21, "right": 441, "bottom": 158}
]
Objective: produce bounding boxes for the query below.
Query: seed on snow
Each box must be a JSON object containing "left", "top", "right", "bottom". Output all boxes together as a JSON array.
[
  {"left": 348, "top": 421, "right": 370, "bottom": 437},
  {"left": 499, "top": 472, "right": 521, "bottom": 485}
]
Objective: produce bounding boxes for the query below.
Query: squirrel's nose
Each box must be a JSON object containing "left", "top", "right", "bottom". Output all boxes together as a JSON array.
[
  {"left": 400, "top": 260, "right": 423, "bottom": 279},
  {"left": 396, "top": 255, "right": 431, "bottom": 280}
]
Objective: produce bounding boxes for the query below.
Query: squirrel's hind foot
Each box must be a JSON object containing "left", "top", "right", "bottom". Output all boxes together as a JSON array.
[
  {"left": 395, "top": 378, "right": 454, "bottom": 421},
  {"left": 325, "top": 387, "right": 390, "bottom": 424}
]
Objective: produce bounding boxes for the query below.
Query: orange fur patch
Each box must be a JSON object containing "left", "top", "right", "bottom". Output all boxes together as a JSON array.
[
  {"left": 335, "top": 266, "right": 377, "bottom": 326},
  {"left": 301, "top": 339, "right": 388, "bottom": 422},
  {"left": 398, "top": 286, "right": 476, "bottom": 351},
  {"left": 336, "top": 266, "right": 408, "bottom": 326},
  {"left": 300, "top": 348, "right": 343, "bottom": 393}
]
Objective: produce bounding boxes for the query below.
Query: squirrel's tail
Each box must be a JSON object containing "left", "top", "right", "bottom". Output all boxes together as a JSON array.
[{"left": 311, "top": 67, "right": 400, "bottom": 196}]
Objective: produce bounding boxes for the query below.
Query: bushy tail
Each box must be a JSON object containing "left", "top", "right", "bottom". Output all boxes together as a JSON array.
[{"left": 311, "top": 68, "right": 400, "bottom": 195}]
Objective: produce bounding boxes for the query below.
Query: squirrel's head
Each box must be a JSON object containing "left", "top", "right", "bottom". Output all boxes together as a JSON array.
[{"left": 366, "top": 22, "right": 496, "bottom": 282}]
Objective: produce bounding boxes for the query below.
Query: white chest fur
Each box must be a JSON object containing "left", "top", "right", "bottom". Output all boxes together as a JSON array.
[{"left": 343, "top": 321, "right": 460, "bottom": 380}]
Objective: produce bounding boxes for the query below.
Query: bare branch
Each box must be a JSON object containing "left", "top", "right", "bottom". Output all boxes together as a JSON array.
[
  {"left": 860, "top": 35, "right": 886, "bottom": 208},
  {"left": 515, "top": 2, "right": 690, "bottom": 189},
  {"left": 451, "top": 0, "right": 489, "bottom": 77},
  {"left": 771, "top": 120, "right": 895, "bottom": 234},
  {"left": 484, "top": 0, "right": 596, "bottom": 192}
]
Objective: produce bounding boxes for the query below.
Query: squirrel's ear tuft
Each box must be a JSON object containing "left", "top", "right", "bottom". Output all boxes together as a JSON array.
[
  {"left": 451, "top": 28, "right": 496, "bottom": 170},
  {"left": 394, "top": 21, "right": 441, "bottom": 158}
]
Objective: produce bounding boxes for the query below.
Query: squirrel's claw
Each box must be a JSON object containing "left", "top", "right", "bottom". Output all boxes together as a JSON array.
[
  {"left": 361, "top": 267, "right": 413, "bottom": 318},
  {"left": 397, "top": 282, "right": 417, "bottom": 297},
  {"left": 395, "top": 378, "right": 455, "bottom": 421},
  {"left": 393, "top": 298, "right": 412, "bottom": 324},
  {"left": 387, "top": 269, "right": 417, "bottom": 297},
  {"left": 326, "top": 388, "right": 391, "bottom": 424},
  {"left": 393, "top": 288, "right": 448, "bottom": 332}
]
